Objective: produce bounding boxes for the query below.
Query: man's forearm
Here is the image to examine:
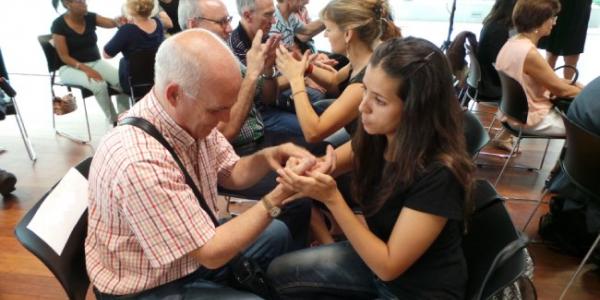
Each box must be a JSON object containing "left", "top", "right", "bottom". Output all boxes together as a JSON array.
[
  {"left": 220, "top": 147, "right": 273, "bottom": 189},
  {"left": 217, "top": 74, "right": 259, "bottom": 140}
]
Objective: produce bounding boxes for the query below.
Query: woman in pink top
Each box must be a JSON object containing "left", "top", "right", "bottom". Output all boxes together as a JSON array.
[{"left": 493, "top": 0, "right": 581, "bottom": 149}]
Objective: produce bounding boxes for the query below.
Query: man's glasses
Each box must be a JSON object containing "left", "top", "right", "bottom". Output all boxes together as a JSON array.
[{"left": 193, "top": 15, "right": 233, "bottom": 27}]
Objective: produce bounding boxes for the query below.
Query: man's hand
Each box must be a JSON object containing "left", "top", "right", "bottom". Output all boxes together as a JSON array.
[
  {"left": 262, "top": 142, "right": 315, "bottom": 171},
  {"left": 246, "top": 30, "right": 281, "bottom": 79}
]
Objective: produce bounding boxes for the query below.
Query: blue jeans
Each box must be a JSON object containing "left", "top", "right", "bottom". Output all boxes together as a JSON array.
[
  {"left": 267, "top": 241, "right": 395, "bottom": 299},
  {"left": 95, "top": 220, "right": 291, "bottom": 300}
]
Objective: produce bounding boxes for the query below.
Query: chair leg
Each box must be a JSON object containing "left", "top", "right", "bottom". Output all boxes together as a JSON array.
[
  {"left": 538, "top": 138, "right": 551, "bottom": 171},
  {"left": 522, "top": 189, "right": 549, "bottom": 232},
  {"left": 11, "top": 96, "right": 36, "bottom": 161},
  {"left": 559, "top": 233, "right": 600, "bottom": 300},
  {"left": 494, "top": 133, "right": 522, "bottom": 187}
]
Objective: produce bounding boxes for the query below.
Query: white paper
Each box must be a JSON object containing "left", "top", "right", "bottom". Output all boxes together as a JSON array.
[{"left": 27, "top": 167, "right": 89, "bottom": 256}]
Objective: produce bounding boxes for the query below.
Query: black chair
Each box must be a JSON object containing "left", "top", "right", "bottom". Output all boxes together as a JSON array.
[
  {"left": 463, "top": 179, "right": 534, "bottom": 300},
  {"left": 463, "top": 109, "right": 490, "bottom": 158},
  {"left": 37, "top": 34, "right": 119, "bottom": 144},
  {"left": 0, "top": 77, "right": 36, "bottom": 161},
  {"left": 127, "top": 48, "right": 157, "bottom": 102},
  {"left": 552, "top": 110, "right": 600, "bottom": 300},
  {"left": 492, "top": 71, "right": 565, "bottom": 186},
  {"left": 14, "top": 158, "right": 92, "bottom": 300},
  {"left": 460, "top": 42, "right": 500, "bottom": 111}
]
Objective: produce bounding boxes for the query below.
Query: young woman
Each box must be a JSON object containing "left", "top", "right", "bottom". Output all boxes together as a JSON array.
[
  {"left": 269, "top": 37, "right": 475, "bottom": 299},
  {"left": 104, "top": 0, "right": 165, "bottom": 95},
  {"left": 51, "top": 0, "right": 130, "bottom": 124},
  {"left": 275, "top": 0, "right": 400, "bottom": 143},
  {"left": 495, "top": 0, "right": 581, "bottom": 140}
]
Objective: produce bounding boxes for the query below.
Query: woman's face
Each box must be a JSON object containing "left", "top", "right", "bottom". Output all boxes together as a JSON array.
[
  {"left": 323, "top": 19, "right": 346, "bottom": 55},
  {"left": 65, "top": 0, "right": 88, "bottom": 14},
  {"left": 538, "top": 15, "right": 557, "bottom": 37},
  {"left": 359, "top": 64, "right": 403, "bottom": 139}
]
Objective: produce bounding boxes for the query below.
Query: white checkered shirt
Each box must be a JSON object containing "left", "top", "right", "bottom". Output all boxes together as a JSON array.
[{"left": 85, "top": 91, "right": 239, "bottom": 295}]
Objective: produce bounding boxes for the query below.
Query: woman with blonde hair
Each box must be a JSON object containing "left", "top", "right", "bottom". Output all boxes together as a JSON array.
[
  {"left": 104, "top": 0, "right": 165, "bottom": 96},
  {"left": 276, "top": 0, "right": 401, "bottom": 143}
]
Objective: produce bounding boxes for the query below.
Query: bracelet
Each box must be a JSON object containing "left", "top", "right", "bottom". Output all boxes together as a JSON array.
[
  {"left": 292, "top": 90, "right": 307, "bottom": 98},
  {"left": 305, "top": 64, "right": 314, "bottom": 76}
]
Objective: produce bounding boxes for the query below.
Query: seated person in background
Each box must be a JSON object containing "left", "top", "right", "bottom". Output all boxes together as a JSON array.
[
  {"left": 151, "top": 0, "right": 174, "bottom": 30},
  {"left": 276, "top": 0, "right": 401, "bottom": 143},
  {"left": 159, "top": 0, "right": 182, "bottom": 34},
  {"left": 51, "top": 0, "right": 130, "bottom": 124},
  {"left": 269, "top": 37, "right": 474, "bottom": 299},
  {"left": 493, "top": 0, "right": 581, "bottom": 149},
  {"left": 87, "top": 29, "right": 332, "bottom": 299},
  {"left": 477, "top": 0, "right": 516, "bottom": 100},
  {"left": 104, "top": 0, "right": 165, "bottom": 96},
  {"left": 271, "top": 0, "right": 324, "bottom": 49}
]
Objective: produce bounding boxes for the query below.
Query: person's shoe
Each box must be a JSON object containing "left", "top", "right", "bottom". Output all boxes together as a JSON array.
[
  {"left": 490, "top": 136, "right": 520, "bottom": 153},
  {"left": 0, "top": 169, "right": 17, "bottom": 197}
]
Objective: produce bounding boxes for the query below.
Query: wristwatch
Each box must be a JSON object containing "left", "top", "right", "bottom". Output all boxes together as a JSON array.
[{"left": 261, "top": 196, "right": 281, "bottom": 218}]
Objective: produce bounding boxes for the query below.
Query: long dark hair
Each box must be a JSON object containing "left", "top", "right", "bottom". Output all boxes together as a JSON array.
[
  {"left": 352, "top": 37, "right": 474, "bottom": 217},
  {"left": 483, "top": 0, "right": 516, "bottom": 27}
]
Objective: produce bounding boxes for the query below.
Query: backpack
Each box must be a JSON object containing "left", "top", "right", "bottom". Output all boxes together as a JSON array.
[{"left": 538, "top": 194, "right": 600, "bottom": 263}]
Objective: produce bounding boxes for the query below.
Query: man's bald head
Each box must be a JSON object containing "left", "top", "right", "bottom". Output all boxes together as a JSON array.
[{"left": 154, "top": 29, "right": 242, "bottom": 139}]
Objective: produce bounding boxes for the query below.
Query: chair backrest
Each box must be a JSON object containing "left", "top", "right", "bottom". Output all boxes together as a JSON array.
[
  {"left": 559, "top": 110, "right": 600, "bottom": 198},
  {"left": 38, "top": 34, "right": 65, "bottom": 74},
  {"left": 465, "top": 42, "right": 481, "bottom": 90},
  {"left": 463, "top": 110, "right": 490, "bottom": 157},
  {"left": 497, "top": 70, "right": 529, "bottom": 124},
  {"left": 128, "top": 48, "right": 157, "bottom": 101},
  {"left": 14, "top": 158, "right": 92, "bottom": 300},
  {"left": 463, "top": 179, "right": 530, "bottom": 300}
]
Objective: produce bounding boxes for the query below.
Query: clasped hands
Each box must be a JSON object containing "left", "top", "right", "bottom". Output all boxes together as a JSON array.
[{"left": 268, "top": 143, "right": 341, "bottom": 207}]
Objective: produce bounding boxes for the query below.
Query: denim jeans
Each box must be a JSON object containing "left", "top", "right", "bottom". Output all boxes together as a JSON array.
[
  {"left": 267, "top": 241, "right": 391, "bottom": 299},
  {"left": 94, "top": 220, "right": 291, "bottom": 300}
]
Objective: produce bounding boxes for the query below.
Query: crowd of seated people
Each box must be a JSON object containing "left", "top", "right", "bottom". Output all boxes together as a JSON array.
[{"left": 28, "top": 0, "right": 596, "bottom": 298}]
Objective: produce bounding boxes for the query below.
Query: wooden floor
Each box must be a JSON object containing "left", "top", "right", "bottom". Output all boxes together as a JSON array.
[{"left": 1, "top": 76, "right": 599, "bottom": 299}]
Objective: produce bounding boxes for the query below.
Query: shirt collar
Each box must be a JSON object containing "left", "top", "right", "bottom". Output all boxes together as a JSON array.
[{"left": 144, "top": 90, "right": 197, "bottom": 148}]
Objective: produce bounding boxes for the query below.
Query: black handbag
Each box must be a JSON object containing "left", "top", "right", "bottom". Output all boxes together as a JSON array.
[{"left": 120, "top": 117, "right": 276, "bottom": 299}]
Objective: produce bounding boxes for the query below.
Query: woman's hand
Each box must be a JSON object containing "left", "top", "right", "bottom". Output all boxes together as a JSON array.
[
  {"left": 80, "top": 65, "right": 103, "bottom": 82},
  {"left": 276, "top": 167, "right": 342, "bottom": 207},
  {"left": 276, "top": 45, "right": 310, "bottom": 82}
]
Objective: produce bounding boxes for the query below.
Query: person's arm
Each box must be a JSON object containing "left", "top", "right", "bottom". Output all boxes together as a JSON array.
[
  {"left": 276, "top": 169, "right": 447, "bottom": 281},
  {"left": 332, "top": 141, "right": 353, "bottom": 177},
  {"left": 158, "top": 11, "right": 174, "bottom": 29},
  {"left": 103, "top": 27, "right": 126, "bottom": 59},
  {"left": 296, "top": 20, "right": 325, "bottom": 42},
  {"left": 523, "top": 48, "right": 581, "bottom": 99},
  {"left": 191, "top": 184, "right": 292, "bottom": 268},
  {"left": 219, "top": 143, "right": 315, "bottom": 190},
  {"left": 96, "top": 14, "right": 120, "bottom": 28},
  {"left": 52, "top": 34, "right": 103, "bottom": 81},
  {"left": 308, "top": 63, "right": 349, "bottom": 95},
  {"left": 217, "top": 30, "right": 276, "bottom": 139}
]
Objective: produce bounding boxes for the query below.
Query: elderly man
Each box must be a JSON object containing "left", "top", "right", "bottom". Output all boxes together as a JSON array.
[{"left": 87, "top": 29, "right": 321, "bottom": 299}]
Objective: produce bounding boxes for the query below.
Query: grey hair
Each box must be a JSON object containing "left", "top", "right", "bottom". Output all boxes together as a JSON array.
[
  {"left": 178, "top": 0, "right": 203, "bottom": 30},
  {"left": 236, "top": 0, "right": 256, "bottom": 15},
  {"left": 154, "top": 31, "right": 204, "bottom": 97}
]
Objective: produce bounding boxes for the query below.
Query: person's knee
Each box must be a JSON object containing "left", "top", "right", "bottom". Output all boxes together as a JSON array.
[
  {"left": 88, "top": 80, "right": 109, "bottom": 95},
  {"left": 264, "top": 220, "right": 293, "bottom": 254}
]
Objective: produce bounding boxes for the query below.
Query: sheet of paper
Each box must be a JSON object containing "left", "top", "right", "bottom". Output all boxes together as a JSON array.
[{"left": 27, "top": 167, "right": 88, "bottom": 256}]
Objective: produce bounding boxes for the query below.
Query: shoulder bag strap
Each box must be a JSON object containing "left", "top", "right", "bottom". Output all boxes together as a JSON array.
[{"left": 120, "top": 117, "right": 219, "bottom": 226}]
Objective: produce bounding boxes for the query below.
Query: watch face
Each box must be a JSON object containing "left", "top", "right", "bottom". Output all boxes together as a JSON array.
[{"left": 270, "top": 206, "right": 282, "bottom": 217}]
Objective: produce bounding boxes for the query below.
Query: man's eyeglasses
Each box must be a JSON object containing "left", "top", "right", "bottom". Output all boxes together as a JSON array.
[{"left": 193, "top": 15, "right": 233, "bottom": 27}]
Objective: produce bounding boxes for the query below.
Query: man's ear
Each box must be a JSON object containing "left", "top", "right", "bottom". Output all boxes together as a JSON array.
[
  {"left": 242, "top": 10, "right": 252, "bottom": 23},
  {"left": 165, "top": 83, "right": 180, "bottom": 108}
]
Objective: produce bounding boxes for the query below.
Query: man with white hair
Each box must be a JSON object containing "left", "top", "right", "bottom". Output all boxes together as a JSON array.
[{"left": 86, "top": 29, "right": 325, "bottom": 299}]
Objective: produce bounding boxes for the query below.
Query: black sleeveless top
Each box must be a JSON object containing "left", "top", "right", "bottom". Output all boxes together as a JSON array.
[{"left": 340, "top": 67, "right": 366, "bottom": 136}]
